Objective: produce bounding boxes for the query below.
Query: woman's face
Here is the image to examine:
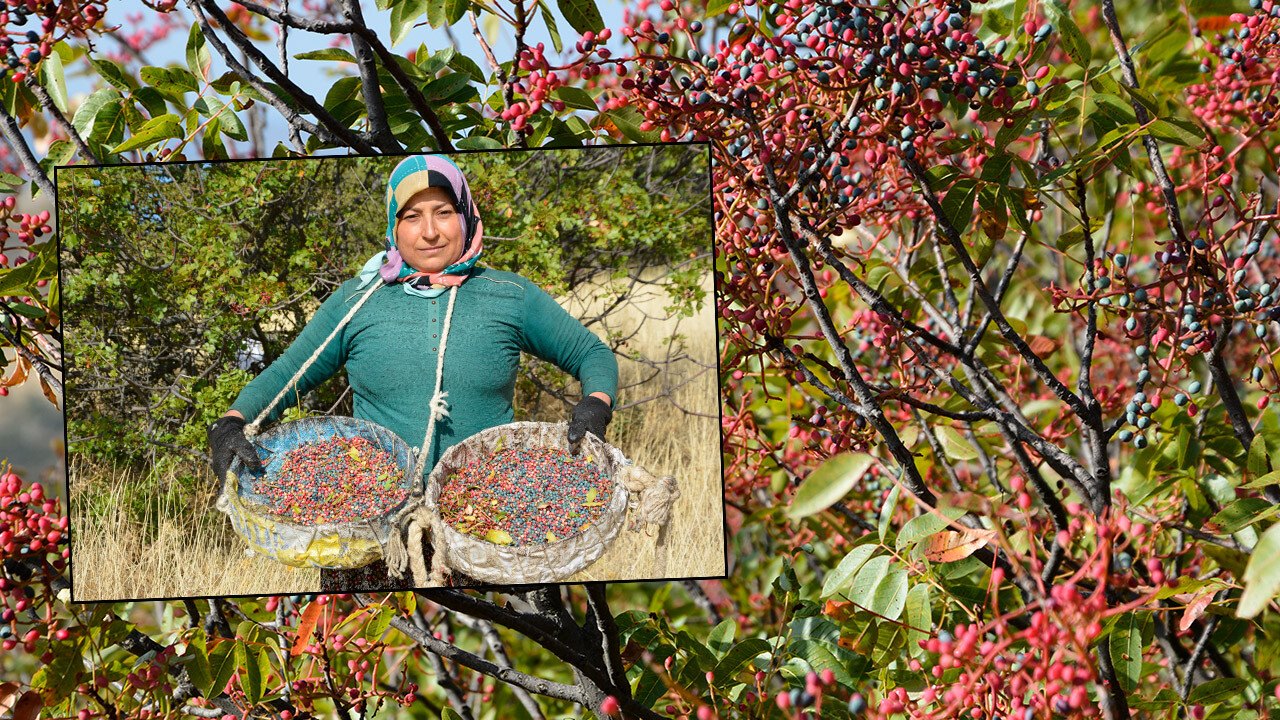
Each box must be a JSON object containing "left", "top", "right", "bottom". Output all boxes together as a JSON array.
[{"left": 394, "top": 186, "right": 467, "bottom": 274}]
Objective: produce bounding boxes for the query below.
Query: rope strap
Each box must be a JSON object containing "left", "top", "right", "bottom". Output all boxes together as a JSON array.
[
  {"left": 245, "top": 279, "right": 385, "bottom": 439},
  {"left": 411, "top": 286, "right": 459, "bottom": 485},
  {"left": 618, "top": 464, "right": 681, "bottom": 532},
  {"left": 618, "top": 464, "right": 680, "bottom": 578},
  {"left": 383, "top": 500, "right": 449, "bottom": 587}
]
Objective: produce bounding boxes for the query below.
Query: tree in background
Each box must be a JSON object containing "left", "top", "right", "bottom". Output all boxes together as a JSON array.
[
  {"left": 58, "top": 146, "right": 709, "bottom": 473},
  {"left": 6, "top": 0, "right": 1280, "bottom": 718}
]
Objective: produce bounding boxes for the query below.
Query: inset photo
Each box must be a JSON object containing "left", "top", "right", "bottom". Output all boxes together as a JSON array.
[{"left": 59, "top": 144, "right": 724, "bottom": 601}]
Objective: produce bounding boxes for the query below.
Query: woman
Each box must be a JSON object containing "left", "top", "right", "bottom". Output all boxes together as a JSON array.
[{"left": 205, "top": 154, "right": 619, "bottom": 590}]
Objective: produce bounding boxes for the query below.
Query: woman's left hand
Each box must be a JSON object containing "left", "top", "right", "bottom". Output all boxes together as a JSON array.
[{"left": 568, "top": 394, "right": 613, "bottom": 444}]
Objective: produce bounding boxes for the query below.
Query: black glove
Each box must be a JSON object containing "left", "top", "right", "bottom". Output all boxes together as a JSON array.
[
  {"left": 568, "top": 395, "right": 613, "bottom": 445},
  {"left": 208, "top": 415, "right": 262, "bottom": 484}
]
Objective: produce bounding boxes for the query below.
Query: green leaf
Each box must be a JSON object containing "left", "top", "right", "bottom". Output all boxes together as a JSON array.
[
  {"left": 88, "top": 98, "right": 128, "bottom": 146},
  {"left": 391, "top": 0, "right": 432, "bottom": 47},
  {"left": 181, "top": 633, "right": 211, "bottom": 697},
  {"left": 1210, "top": 498, "right": 1278, "bottom": 535},
  {"left": 193, "top": 96, "right": 248, "bottom": 141},
  {"left": 132, "top": 87, "right": 169, "bottom": 119},
  {"left": 0, "top": 254, "right": 47, "bottom": 298},
  {"left": 712, "top": 638, "right": 771, "bottom": 680},
  {"left": 1094, "top": 93, "right": 1138, "bottom": 124},
  {"left": 1239, "top": 521, "right": 1280, "bottom": 618},
  {"left": 1148, "top": 118, "right": 1205, "bottom": 147},
  {"left": 109, "top": 114, "right": 183, "bottom": 155},
  {"left": 1109, "top": 612, "right": 1148, "bottom": 693},
  {"left": 938, "top": 426, "right": 979, "bottom": 461},
  {"left": 31, "top": 638, "right": 82, "bottom": 697},
  {"left": 605, "top": 106, "right": 659, "bottom": 143},
  {"left": 984, "top": 8, "right": 1013, "bottom": 35},
  {"left": 364, "top": 606, "right": 394, "bottom": 644},
  {"left": 1122, "top": 84, "right": 1160, "bottom": 118},
  {"left": 786, "top": 453, "right": 875, "bottom": 520},
  {"left": 879, "top": 484, "right": 900, "bottom": 543},
  {"left": 202, "top": 116, "right": 226, "bottom": 160},
  {"left": 90, "top": 57, "right": 140, "bottom": 92},
  {"left": 556, "top": 0, "right": 604, "bottom": 34},
  {"left": 205, "top": 642, "right": 237, "bottom": 699},
  {"left": 1249, "top": 434, "right": 1271, "bottom": 477},
  {"left": 706, "top": 619, "right": 736, "bottom": 658},
  {"left": 186, "top": 23, "right": 212, "bottom": 82},
  {"left": 39, "top": 139, "right": 75, "bottom": 178},
  {"left": 924, "top": 163, "right": 962, "bottom": 191},
  {"left": 140, "top": 66, "right": 200, "bottom": 97},
  {"left": 294, "top": 48, "right": 359, "bottom": 63},
  {"left": 905, "top": 583, "right": 931, "bottom": 655},
  {"left": 786, "top": 616, "right": 864, "bottom": 687},
  {"left": 234, "top": 639, "right": 261, "bottom": 705},
  {"left": 421, "top": 72, "right": 472, "bottom": 102},
  {"left": 537, "top": 0, "right": 563, "bottom": 53},
  {"left": 455, "top": 135, "right": 503, "bottom": 149},
  {"left": 706, "top": 0, "right": 734, "bottom": 16},
  {"left": 1188, "top": 0, "right": 1244, "bottom": 17},
  {"left": 1187, "top": 677, "right": 1248, "bottom": 705},
  {"left": 40, "top": 49, "right": 69, "bottom": 114},
  {"left": 445, "top": 0, "right": 467, "bottom": 25},
  {"left": 1042, "top": 0, "right": 1091, "bottom": 67},
  {"left": 426, "top": 0, "right": 447, "bottom": 29},
  {"left": 939, "top": 178, "right": 979, "bottom": 236},
  {"left": 1056, "top": 217, "right": 1104, "bottom": 253},
  {"left": 846, "top": 556, "right": 909, "bottom": 620},
  {"left": 1242, "top": 470, "right": 1280, "bottom": 490},
  {"left": 71, "top": 88, "right": 122, "bottom": 141},
  {"left": 552, "top": 86, "right": 598, "bottom": 111},
  {"left": 821, "top": 544, "right": 877, "bottom": 598},
  {"left": 1129, "top": 688, "right": 1181, "bottom": 711},
  {"left": 896, "top": 506, "right": 967, "bottom": 551},
  {"left": 4, "top": 301, "right": 45, "bottom": 319}
]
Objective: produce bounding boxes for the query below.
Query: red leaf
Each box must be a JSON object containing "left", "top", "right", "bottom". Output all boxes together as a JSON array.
[
  {"left": 0, "top": 358, "right": 28, "bottom": 388},
  {"left": 12, "top": 691, "right": 41, "bottom": 720},
  {"left": 0, "top": 682, "right": 20, "bottom": 715},
  {"left": 922, "top": 528, "right": 996, "bottom": 563},
  {"left": 1179, "top": 590, "right": 1215, "bottom": 633},
  {"left": 290, "top": 602, "right": 323, "bottom": 657},
  {"left": 1196, "top": 15, "right": 1234, "bottom": 31}
]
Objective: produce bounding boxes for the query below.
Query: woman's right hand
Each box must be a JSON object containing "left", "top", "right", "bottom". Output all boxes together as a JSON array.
[{"left": 207, "top": 413, "right": 262, "bottom": 484}]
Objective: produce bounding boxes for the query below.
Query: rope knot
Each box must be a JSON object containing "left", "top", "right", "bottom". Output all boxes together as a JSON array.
[{"left": 429, "top": 391, "right": 451, "bottom": 421}]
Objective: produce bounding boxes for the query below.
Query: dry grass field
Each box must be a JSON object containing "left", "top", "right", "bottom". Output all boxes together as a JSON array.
[{"left": 70, "top": 266, "right": 722, "bottom": 600}]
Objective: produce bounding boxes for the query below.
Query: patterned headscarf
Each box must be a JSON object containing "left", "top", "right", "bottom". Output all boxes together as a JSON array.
[{"left": 358, "top": 155, "right": 485, "bottom": 299}]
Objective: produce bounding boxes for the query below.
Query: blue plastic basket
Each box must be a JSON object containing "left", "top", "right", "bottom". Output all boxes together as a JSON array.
[{"left": 216, "top": 416, "right": 418, "bottom": 568}]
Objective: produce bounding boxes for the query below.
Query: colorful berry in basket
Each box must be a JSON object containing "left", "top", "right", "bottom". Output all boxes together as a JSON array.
[{"left": 439, "top": 446, "right": 612, "bottom": 546}]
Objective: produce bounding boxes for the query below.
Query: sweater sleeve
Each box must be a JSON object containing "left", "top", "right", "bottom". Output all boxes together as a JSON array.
[
  {"left": 517, "top": 279, "right": 620, "bottom": 406},
  {"left": 230, "top": 283, "right": 358, "bottom": 426}
]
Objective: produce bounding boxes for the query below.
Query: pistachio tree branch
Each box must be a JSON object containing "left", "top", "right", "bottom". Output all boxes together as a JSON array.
[
  {"left": 904, "top": 158, "right": 1095, "bottom": 429},
  {"left": 0, "top": 104, "right": 54, "bottom": 197},
  {"left": 341, "top": 0, "right": 401, "bottom": 152},
  {"left": 23, "top": 77, "right": 98, "bottom": 164},
  {"left": 186, "top": 0, "right": 376, "bottom": 153},
  {"left": 355, "top": 594, "right": 587, "bottom": 705},
  {"left": 1097, "top": 0, "right": 1190, "bottom": 249}
]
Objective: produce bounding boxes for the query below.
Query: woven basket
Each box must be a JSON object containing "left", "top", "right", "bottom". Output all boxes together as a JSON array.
[
  {"left": 423, "top": 421, "right": 629, "bottom": 584},
  {"left": 216, "top": 416, "right": 417, "bottom": 569}
]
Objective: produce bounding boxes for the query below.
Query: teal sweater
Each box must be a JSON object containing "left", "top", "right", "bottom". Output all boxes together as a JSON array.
[{"left": 231, "top": 267, "right": 619, "bottom": 480}]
